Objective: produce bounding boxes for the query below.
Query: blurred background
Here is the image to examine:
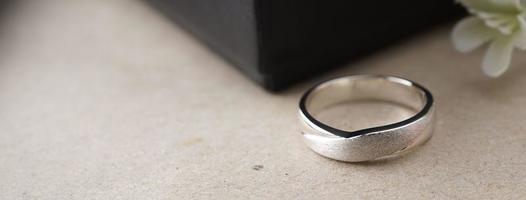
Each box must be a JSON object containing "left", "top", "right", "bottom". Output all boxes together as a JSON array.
[{"left": 1, "top": 1, "right": 526, "bottom": 199}]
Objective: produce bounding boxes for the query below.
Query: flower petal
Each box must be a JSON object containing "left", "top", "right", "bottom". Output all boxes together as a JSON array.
[
  {"left": 476, "top": 12, "right": 519, "bottom": 35},
  {"left": 459, "top": 0, "right": 522, "bottom": 13},
  {"left": 482, "top": 36, "right": 515, "bottom": 77},
  {"left": 452, "top": 17, "right": 495, "bottom": 52},
  {"left": 513, "top": 16, "right": 526, "bottom": 49}
]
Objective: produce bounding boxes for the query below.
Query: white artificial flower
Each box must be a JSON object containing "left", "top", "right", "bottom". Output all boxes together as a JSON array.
[{"left": 452, "top": 0, "right": 526, "bottom": 77}]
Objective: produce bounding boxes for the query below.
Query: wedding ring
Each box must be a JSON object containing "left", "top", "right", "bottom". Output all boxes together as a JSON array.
[{"left": 299, "top": 75, "right": 435, "bottom": 162}]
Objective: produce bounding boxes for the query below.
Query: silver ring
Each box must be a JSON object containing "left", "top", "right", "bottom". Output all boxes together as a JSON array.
[{"left": 299, "top": 75, "right": 435, "bottom": 162}]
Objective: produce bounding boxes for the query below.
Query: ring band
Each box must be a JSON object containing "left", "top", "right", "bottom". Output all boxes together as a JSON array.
[{"left": 299, "top": 75, "right": 435, "bottom": 162}]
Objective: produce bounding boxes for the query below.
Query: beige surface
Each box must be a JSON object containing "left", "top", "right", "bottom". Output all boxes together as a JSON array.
[{"left": 1, "top": 1, "right": 526, "bottom": 199}]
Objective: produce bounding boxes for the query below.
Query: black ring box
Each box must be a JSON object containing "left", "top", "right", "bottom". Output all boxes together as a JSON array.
[{"left": 148, "top": 0, "right": 464, "bottom": 91}]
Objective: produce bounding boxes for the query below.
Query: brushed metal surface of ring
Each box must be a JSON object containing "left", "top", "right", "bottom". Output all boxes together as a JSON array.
[{"left": 299, "top": 75, "right": 435, "bottom": 162}]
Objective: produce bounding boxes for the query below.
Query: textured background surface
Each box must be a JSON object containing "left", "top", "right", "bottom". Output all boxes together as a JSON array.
[{"left": 1, "top": 1, "right": 526, "bottom": 199}]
